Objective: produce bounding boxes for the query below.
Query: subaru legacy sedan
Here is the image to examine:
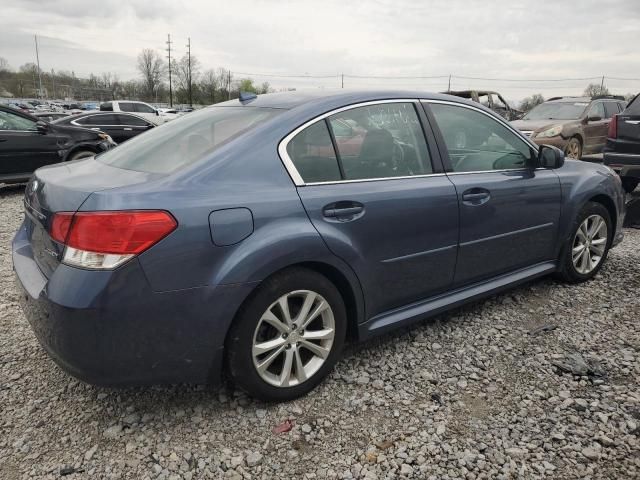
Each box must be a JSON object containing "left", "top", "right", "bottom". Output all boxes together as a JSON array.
[{"left": 13, "top": 91, "right": 625, "bottom": 401}]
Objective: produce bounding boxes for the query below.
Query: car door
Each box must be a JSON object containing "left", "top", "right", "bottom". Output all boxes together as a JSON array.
[
  {"left": 583, "top": 102, "right": 608, "bottom": 153},
  {"left": 133, "top": 102, "right": 161, "bottom": 124},
  {"left": 0, "top": 109, "right": 60, "bottom": 176},
  {"left": 118, "top": 114, "right": 154, "bottom": 142},
  {"left": 282, "top": 100, "right": 459, "bottom": 319},
  {"left": 423, "top": 100, "right": 562, "bottom": 287}
]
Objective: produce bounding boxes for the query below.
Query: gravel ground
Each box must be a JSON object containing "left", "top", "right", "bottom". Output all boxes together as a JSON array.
[{"left": 1, "top": 185, "right": 639, "bottom": 480}]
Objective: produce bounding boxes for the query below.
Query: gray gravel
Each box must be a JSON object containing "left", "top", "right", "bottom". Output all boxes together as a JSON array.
[{"left": 1, "top": 185, "right": 639, "bottom": 479}]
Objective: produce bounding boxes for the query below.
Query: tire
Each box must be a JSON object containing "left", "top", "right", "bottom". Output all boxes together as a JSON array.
[
  {"left": 564, "top": 137, "right": 582, "bottom": 160},
  {"left": 226, "top": 268, "right": 347, "bottom": 401},
  {"left": 67, "top": 149, "right": 95, "bottom": 161},
  {"left": 621, "top": 177, "right": 639, "bottom": 194},
  {"left": 556, "top": 202, "right": 611, "bottom": 283}
]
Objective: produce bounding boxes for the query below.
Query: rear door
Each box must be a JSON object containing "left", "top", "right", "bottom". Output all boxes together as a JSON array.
[
  {"left": 584, "top": 101, "right": 608, "bottom": 153},
  {"left": 424, "top": 100, "right": 561, "bottom": 287},
  {"left": 117, "top": 114, "right": 154, "bottom": 142},
  {"left": 0, "top": 109, "right": 59, "bottom": 176},
  {"left": 283, "top": 100, "right": 460, "bottom": 319},
  {"left": 617, "top": 96, "right": 640, "bottom": 154},
  {"left": 133, "top": 102, "right": 161, "bottom": 124}
]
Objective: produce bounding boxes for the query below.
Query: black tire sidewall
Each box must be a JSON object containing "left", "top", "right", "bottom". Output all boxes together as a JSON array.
[
  {"left": 621, "top": 177, "right": 639, "bottom": 194},
  {"left": 226, "top": 268, "right": 347, "bottom": 402},
  {"left": 68, "top": 150, "right": 94, "bottom": 161},
  {"left": 559, "top": 202, "right": 611, "bottom": 283}
]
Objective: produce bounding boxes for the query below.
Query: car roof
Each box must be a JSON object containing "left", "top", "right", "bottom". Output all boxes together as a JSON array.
[{"left": 212, "top": 89, "right": 477, "bottom": 110}]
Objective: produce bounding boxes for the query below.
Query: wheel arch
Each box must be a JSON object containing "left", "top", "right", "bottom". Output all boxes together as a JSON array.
[
  {"left": 587, "top": 193, "right": 617, "bottom": 241},
  {"left": 63, "top": 144, "right": 99, "bottom": 161}
]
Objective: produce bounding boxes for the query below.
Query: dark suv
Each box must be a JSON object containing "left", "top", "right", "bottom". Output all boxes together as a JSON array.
[
  {"left": 511, "top": 96, "right": 626, "bottom": 159},
  {"left": 604, "top": 93, "right": 640, "bottom": 193},
  {"left": 0, "top": 105, "right": 115, "bottom": 184}
]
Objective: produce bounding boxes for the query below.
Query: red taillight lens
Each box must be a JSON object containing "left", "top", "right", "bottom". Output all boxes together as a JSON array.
[
  {"left": 50, "top": 212, "right": 74, "bottom": 244},
  {"left": 608, "top": 114, "right": 618, "bottom": 139},
  {"left": 66, "top": 211, "right": 177, "bottom": 254}
]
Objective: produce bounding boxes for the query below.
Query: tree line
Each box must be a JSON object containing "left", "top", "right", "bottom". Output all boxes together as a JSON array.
[{"left": 0, "top": 51, "right": 271, "bottom": 105}]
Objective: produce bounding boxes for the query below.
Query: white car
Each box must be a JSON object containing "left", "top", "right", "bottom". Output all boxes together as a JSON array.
[
  {"left": 99, "top": 100, "right": 165, "bottom": 125},
  {"left": 157, "top": 108, "right": 181, "bottom": 122}
]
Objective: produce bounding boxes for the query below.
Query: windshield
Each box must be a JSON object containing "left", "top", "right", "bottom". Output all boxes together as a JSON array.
[
  {"left": 97, "top": 106, "right": 282, "bottom": 174},
  {"left": 523, "top": 102, "right": 588, "bottom": 120}
]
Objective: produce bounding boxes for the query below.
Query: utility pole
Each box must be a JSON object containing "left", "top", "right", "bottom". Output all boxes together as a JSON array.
[
  {"left": 228, "top": 70, "right": 231, "bottom": 100},
  {"left": 186, "top": 37, "right": 193, "bottom": 107},
  {"left": 448, "top": 74, "right": 451, "bottom": 92},
  {"left": 34, "top": 35, "right": 43, "bottom": 98},
  {"left": 51, "top": 68, "right": 56, "bottom": 99},
  {"left": 166, "top": 34, "right": 174, "bottom": 107},
  {"left": 600, "top": 75, "right": 605, "bottom": 96},
  {"left": 341, "top": 73, "right": 344, "bottom": 88}
]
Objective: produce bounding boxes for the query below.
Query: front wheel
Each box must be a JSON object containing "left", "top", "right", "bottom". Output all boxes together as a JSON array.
[
  {"left": 556, "top": 202, "right": 611, "bottom": 283},
  {"left": 67, "top": 149, "right": 95, "bottom": 161},
  {"left": 226, "top": 268, "right": 346, "bottom": 401},
  {"left": 564, "top": 137, "right": 582, "bottom": 160}
]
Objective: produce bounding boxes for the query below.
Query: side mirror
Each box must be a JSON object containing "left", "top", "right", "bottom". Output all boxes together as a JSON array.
[
  {"left": 538, "top": 144, "right": 564, "bottom": 169},
  {"left": 155, "top": 110, "right": 159, "bottom": 116},
  {"left": 36, "top": 121, "right": 48, "bottom": 134},
  {"left": 587, "top": 115, "right": 602, "bottom": 122}
]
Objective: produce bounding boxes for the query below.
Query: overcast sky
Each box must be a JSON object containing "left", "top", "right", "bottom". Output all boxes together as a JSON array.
[{"left": 2, "top": 0, "right": 639, "bottom": 100}]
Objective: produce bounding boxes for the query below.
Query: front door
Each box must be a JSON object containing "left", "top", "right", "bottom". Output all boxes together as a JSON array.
[
  {"left": 0, "top": 109, "right": 59, "bottom": 176},
  {"left": 425, "top": 101, "right": 562, "bottom": 286},
  {"left": 283, "top": 101, "right": 460, "bottom": 318},
  {"left": 584, "top": 101, "right": 609, "bottom": 153}
]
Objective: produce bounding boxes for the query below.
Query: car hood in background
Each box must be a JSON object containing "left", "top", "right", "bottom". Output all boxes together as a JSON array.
[{"left": 510, "top": 118, "right": 575, "bottom": 133}]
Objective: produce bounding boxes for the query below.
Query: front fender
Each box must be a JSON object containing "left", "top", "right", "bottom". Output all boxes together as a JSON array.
[{"left": 555, "top": 161, "right": 625, "bottom": 254}]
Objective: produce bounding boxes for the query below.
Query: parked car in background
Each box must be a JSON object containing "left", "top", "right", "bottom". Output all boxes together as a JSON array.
[
  {"left": 53, "top": 111, "right": 155, "bottom": 144},
  {"left": 604, "top": 93, "right": 640, "bottom": 192},
  {"left": 9, "top": 102, "right": 36, "bottom": 113},
  {"left": 511, "top": 96, "right": 626, "bottom": 159},
  {"left": 0, "top": 105, "right": 115, "bottom": 184},
  {"left": 13, "top": 91, "right": 625, "bottom": 401},
  {"left": 445, "top": 90, "right": 522, "bottom": 121},
  {"left": 33, "top": 112, "right": 70, "bottom": 123},
  {"left": 158, "top": 108, "right": 181, "bottom": 121},
  {"left": 100, "top": 100, "right": 164, "bottom": 125}
]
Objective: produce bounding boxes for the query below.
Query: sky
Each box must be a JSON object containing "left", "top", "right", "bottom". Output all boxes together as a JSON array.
[{"left": 1, "top": 0, "right": 640, "bottom": 101}]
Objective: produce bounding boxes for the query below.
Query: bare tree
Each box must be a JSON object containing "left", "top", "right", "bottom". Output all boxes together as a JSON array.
[
  {"left": 137, "top": 49, "right": 165, "bottom": 100},
  {"left": 519, "top": 93, "right": 545, "bottom": 113},
  {"left": 173, "top": 54, "right": 200, "bottom": 103},
  {"left": 584, "top": 83, "right": 609, "bottom": 97},
  {"left": 0, "top": 57, "right": 10, "bottom": 72},
  {"left": 199, "top": 69, "right": 221, "bottom": 104}
]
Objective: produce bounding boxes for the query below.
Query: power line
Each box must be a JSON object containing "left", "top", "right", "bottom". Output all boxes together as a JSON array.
[{"left": 231, "top": 71, "right": 338, "bottom": 79}]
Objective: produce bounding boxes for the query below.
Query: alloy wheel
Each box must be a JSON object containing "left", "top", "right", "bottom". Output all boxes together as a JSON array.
[
  {"left": 565, "top": 140, "right": 581, "bottom": 159},
  {"left": 251, "top": 290, "right": 335, "bottom": 388},
  {"left": 572, "top": 214, "right": 607, "bottom": 274}
]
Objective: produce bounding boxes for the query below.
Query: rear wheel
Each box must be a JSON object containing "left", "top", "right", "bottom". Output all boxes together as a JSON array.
[
  {"left": 226, "top": 268, "right": 346, "bottom": 401},
  {"left": 621, "top": 177, "right": 639, "bottom": 193},
  {"left": 564, "top": 137, "right": 582, "bottom": 160},
  {"left": 556, "top": 202, "right": 611, "bottom": 283},
  {"left": 67, "top": 149, "right": 95, "bottom": 161}
]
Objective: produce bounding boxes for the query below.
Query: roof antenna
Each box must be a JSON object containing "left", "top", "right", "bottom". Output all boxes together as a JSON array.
[{"left": 239, "top": 91, "right": 257, "bottom": 103}]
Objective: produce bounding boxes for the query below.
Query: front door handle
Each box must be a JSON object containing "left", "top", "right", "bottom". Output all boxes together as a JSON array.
[
  {"left": 462, "top": 188, "right": 491, "bottom": 205},
  {"left": 324, "top": 206, "right": 363, "bottom": 217}
]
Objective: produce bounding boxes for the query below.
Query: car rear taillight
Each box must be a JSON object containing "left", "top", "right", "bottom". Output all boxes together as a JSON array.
[
  {"left": 50, "top": 210, "right": 177, "bottom": 269},
  {"left": 608, "top": 114, "right": 618, "bottom": 139}
]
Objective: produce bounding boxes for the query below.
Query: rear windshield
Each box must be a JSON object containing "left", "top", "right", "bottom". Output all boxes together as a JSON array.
[
  {"left": 523, "top": 102, "right": 588, "bottom": 120},
  {"left": 97, "top": 106, "right": 281, "bottom": 174}
]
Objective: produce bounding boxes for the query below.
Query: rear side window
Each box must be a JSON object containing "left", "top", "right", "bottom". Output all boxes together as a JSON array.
[
  {"left": 286, "top": 121, "right": 342, "bottom": 183},
  {"left": 588, "top": 102, "right": 605, "bottom": 119},
  {"left": 97, "top": 107, "right": 281, "bottom": 174},
  {"left": 77, "top": 114, "right": 119, "bottom": 125},
  {"left": 119, "top": 102, "right": 135, "bottom": 113}
]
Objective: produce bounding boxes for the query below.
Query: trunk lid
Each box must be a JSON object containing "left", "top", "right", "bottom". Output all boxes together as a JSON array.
[{"left": 24, "top": 158, "right": 159, "bottom": 277}]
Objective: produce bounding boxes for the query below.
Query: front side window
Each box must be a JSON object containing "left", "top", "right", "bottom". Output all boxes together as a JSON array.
[
  {"left": 120, "top": 114, "right": 149, "bottom": 127},
  {"left": 98, "top": 107, "right": 281, "bottom": 174},
  {"left": 430, "top": 103, "right": 534, "bottom": 172},
  {"left": 588, "top": 102, "right": 605, "bottom": 119},
  {"left": 0, "top": 110, "right": 37, "bottom": 131},
  {"left": 77, "top": 114, "right": 119, "bottom": 126},
  {"left": 135, "top": 103, "right": 156, "bottom": 114}
]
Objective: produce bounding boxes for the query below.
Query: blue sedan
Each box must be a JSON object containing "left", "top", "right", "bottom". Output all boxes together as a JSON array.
[{"left": 13, "top": 90, "right": 625, "bottom": 401}]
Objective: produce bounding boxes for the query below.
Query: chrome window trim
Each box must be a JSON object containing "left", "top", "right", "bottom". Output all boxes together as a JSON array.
[
  {"left": 420, "top": 99, "right": 540, "bottom": 151},
  {"left": 278, "top": 98, "right": 429, "bottom": 186},
  {"left": 0, "top": 129, "right": 38, "bottom": 133},
  {"left": 71, "top": 113, "right": 149, "bottom": 128}
]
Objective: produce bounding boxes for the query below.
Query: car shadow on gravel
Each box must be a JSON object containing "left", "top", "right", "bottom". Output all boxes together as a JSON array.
[{"left": 0, "top": 184, "right": 26, "bottom": 198}]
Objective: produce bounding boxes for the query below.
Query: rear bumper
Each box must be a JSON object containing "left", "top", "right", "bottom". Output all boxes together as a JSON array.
[
  {"left": 603, "top": 152, "right": 640, "bottom": 178},
  {"left": 12, "top": 221, "right": 255, "bottom": 386}
]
